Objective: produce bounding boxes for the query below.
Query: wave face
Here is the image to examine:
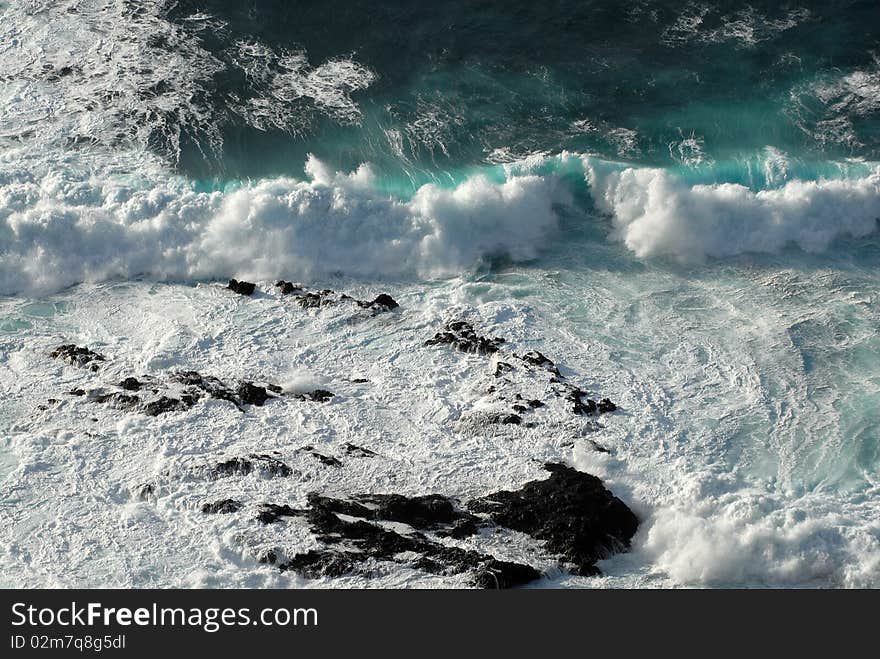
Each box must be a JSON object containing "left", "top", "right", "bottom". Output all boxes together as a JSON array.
[
  {"left": 1, "top": 1, "right": 880, "bottom": 589},
  {"left": 1, "top": 0, "right": 880, "bottom": 294}
]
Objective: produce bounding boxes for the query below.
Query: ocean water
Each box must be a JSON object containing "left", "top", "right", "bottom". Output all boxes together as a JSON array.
[{"left": 0, "top": 0, "right": 879, "bottom": 587}]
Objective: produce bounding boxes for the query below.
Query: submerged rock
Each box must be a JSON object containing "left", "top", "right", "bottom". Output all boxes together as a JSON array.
[
  {"left": 486, "top": 412, "right": 522, "bottom": 425},
  {"left": 467, "top": 463, "right": 638, "bottom": 575},
  {"left": 50, "top": 344, "right": 105, "bottom": 370},
  {"left": 201, "top": 499, "right": 243, "bottom": 514},
  {"left": 257, "top": 503, "right": 306, "bottom": 525},
  {"left": 212, "top": 454, "right": 293, "bottom": 479},
  {"left": 228, "top": 279, "right": 256, "bottom": 296},
  {"left": 425, "top": 320, "right": 505, "bottom": 356},
  {"left": 295, "top": 389, "right": 334, "bottom": 403},
  {"left": 93, "top": 392, "right": 140, "bottom": 411},
  {"left": 342, "top": 443, "right": 377, "bottom": 457},
  {"left": 519, "top": 350, "right": 561, "bottom": 376}
]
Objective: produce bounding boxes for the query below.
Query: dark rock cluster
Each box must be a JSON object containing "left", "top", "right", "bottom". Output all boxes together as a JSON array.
[
  {"left": 468, "top": 463, "right": 638, "bottom": 576},
  {"left": 252, "top": 463, "right": 637, "bottom": 587},
  {"left": 563, "top": 385, "right": 617, "bottom": 417},
  {"left": 294, "top": 389, "right": 334, "bottom": 403},
  {"left": 274, "top": 281, "right": 398, "bottom": 313},
  {"left": 50, "top": 344, "right": 106, "bottom": 371},
  {"left": 211, "top": 453, "right": 293, "bottom": 479},
  {"left": 268, "top": 494, "right": 538, "bottom": 588},
  {"left": 228, "top": 279, "right": 256, "bottom": 296},
  {"left": 519, "top": 350, "right": 561, "bottom": 376},
  {"left": 296, "top": 445, "right": 342, "bottom": 467},
  {"left": 74, "top": 368, "right": 281, "bottom": 417},
  {"left": 425, "top": 320, "right": 506, "bottom": 355},
  {"left": 201, "top": 499, "right": 243, "bottom": 514}
]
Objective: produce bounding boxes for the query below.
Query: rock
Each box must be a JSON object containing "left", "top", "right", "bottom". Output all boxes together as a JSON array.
[
  {"left": 117, "top": 377, "right": 142, "bottom": 391},
  {"left": 279, "top": 550, "right": 358, "bottom": 578},
  {"left": 312, "top": 453, "right": 342, "bottom": 467},
  {"left": 295, "top": 389, "right": 334, "bottom": 403},
  {"left": 228, "top": 279, "right": 256, "bottom": 295},
  {"left": 201, "top": 499, "right": 243, "bottom": 514},
  {"left": 135, "top": 483, "right": 155, "bottom": 502},
  {"left": 257, "top": 503, "right": 305, "bottom": 524},
  {"left": 357, "top": 293, "right": 399, "bottom": 311},
  {"left": 425, "top": 320, "right": 505, "bottom": 356},
  {"left": 212, "top": 454, "right": 292, "bottom": 479},
  {"left": 143, "top": 396, "right": 192, "bottom": 416},
  {"left": 93, "top": 392, "right": 140, "bottom": 411},
  {"left": 342, "top": 443, "right": 377, "bottom": 457},
  {"left": 486, "top": 412, "right": 522, "bottom": 425},
  {"left": 519, "top": 350, "right": 561, "bottom": 376},
  {"left": 356, "top": 494, "right": 466, "bottom": 529},
  {"left": 67, "top": 388, "right": 86, "bottom": 396},
  {"left": 275, "top": 280, "right": 303, "bottom": 295},
  {"left": 527, "top": 399, "right": 545, "bottom": 408},
  {"left": 236, "top": 382, "right": 271, "bottom": 406},
  {"left": 255, "top": 492, "right": 535, "bottom": 586},
  {"left": 471, "top": 560, "right": 541, "bottom": 589},
  {"left": 258, "top": 550, "right": 278, "bottom": 565},
  {"left": 278, "top": 284, "right": 399, "bottom": 313},
  {"left": 467, "top": 463, "right": 638, "bottom": 575},
  {"left": 296, "top": 290, "right": 334, "bottom": 308},
  {"left": 597, "top": 398, "right": 617, "bottom": 413},
  {"left": 565, "top": 386, "right": 597, "bottom": 416},
  {"left": 50, "top": 344, "right": 106, "bottom": 370},
  {"left": 351, "top": 378, "right": 369, "bottom": 384},
  {"left": 435, "top": 517, "right": 480, "bottom": 540},
  {"left": 494, "top": 361, "right": 514, "bottom": 377}
]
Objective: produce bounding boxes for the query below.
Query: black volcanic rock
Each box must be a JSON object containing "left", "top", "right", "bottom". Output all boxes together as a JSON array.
[
  {"left": 279, "top": 550, "right": 358, "bottom": 578},
  {"left": 272, "top": 497, "right": 540, "bottom": 588},
  {"left": 486, "top": 412, "right": 522, "bottom": 425},
  {"left": 143, "top": 396, "right": 192, "bottom": 416},
  {"left": 275, "top": 280, "right": 304, "bottom": 295},
  {"left": 201, "top": 499, "right": 243, "bottom": 514},
  {"left": 50, "top": 344, "right": 105, "bottom": 370},
  {"left": 355, "top": 494, "right": 466, "bottom": 529},
  {"left": 236, "top": 382, "right": 271, "bottom": 407},
  {"left": 257, "top": 503, "right": 306, "bottom": 524},
  {"left": 93, "top": 392, "right": 140, "bottom": 411},
  {"left": 467, "top": 463, "right": 638, "bottom": 575},
  {"left": 228, "top": 279, "right": 256, "bottom": 295},
  {"left": 358, "top": 293, "right": 399, "bottom": 311},
  {"left": 276, "top": 283, "right": 399, "bottom": 313},
  {"left": 471, "top": 560, "right": 541, "bottom": 589},
  {"left": 295, "top": 389, "right": 334, "bottom": 403},
  {"left": 118, "top": 377, "right": 142, "bottom": 391},
  {"left": 519, "top": 350, "right": 560, "bottom": 376},
  {"left": 342, "top": 443, "right": 377, "bottom": 457},
  {"left": 597, "top": 398, "right": 617, "bottom": 413},
  {"left": 425, "top": 320, "right": 505, "bottom": 356},
  {"left": 212, "top": 454, "right": 292, "bottom": 479}
]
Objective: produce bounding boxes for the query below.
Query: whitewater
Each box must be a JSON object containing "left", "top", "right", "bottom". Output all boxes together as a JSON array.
[{"left": 1, "top": 0, "right": 879, "bottom": 588}]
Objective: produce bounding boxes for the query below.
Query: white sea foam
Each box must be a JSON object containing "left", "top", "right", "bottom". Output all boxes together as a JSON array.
[
  {"left": 0, "top": 156, "right": 567, "bottom": 295},
  {"left": 585, "top": 157, "right": 880, "bottom": 263}
]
